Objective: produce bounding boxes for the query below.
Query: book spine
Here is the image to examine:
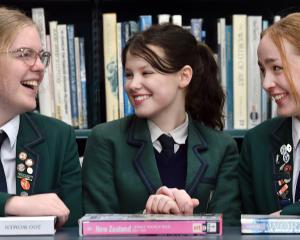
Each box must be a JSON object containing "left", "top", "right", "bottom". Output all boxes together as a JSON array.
[
  {"left": 172, "top": 15, "right": 182, "bottom": 26},
  {"left": 79, "top": 38, "right": 88, "bottom": 129},
  {"left": 233, "top": 14, "right": 247, "bottom": 129},
  {"left": 103, "top": 13, "right": 119, "bottom": 122},
  {"left": 74, "top": 37, "right": 84, "bottom": 128},
  {"left": 57, "top": 24, "right": 72, "bottom": 126},
  {"left": 81, "top": 220, "right": 221, "bottom": 236},
  {"left": 247, "top": 16, "right": 262, "bottom": 128},
  {"left": 241, "top": 219, "right": 300, "bottom": 234},
  {"left": 32, "top": 8, "right": 54, "bottom": 118},
  {"left": 117, "top": 22, "right": 124, "bottom": 118},
  {"left": 261, "top": 19, "right": 269, "bottom": 122},
  {"left": 225, "top": 25, "right": 233, "bottom": 130},
  {"left": 49, "top": 21, "right": 63, "bottom": 120},
  {"left": 139, "top": 15, "right": 152, "bottom": 31},
  {"left": 67, "top": 24, "right": 79, "bottom": 127},
  {"left": 0, "top": 219, "right": 55, "bottom": 235},
  {"left": 190, "top": 18, "right": 203, "bottom": 42}
]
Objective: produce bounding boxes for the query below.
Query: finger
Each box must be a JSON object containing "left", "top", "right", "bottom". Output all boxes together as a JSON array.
[
  {"left": 145, "top": 195, "right": 155, "bottom": 214},
  {"left": 192, "top": 198, "right": 199, "bottom": 207},
  {"left": 163, "top": 200, "right": 180, "bottom": 214},
  {"left": 150, "top": 195, "right": 160, "bottom": 214},
  {"left": 156, "top": 186, "right": 176, "bottom": 200},
  {"left": 172, "top": 190, "right": 194, "bottom": 214}
]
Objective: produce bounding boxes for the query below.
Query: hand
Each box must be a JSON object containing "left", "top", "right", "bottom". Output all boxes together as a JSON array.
[
  {"left": 270, "top": 210, "right": 281, "bottom": 217},
  {"left": 145, "top": 194, "right": 180, "bottom": 214},
  {"left": 4, "top": 193, "right": 70, "bottom": 228},
  {"left": 156, "top": 186, "right": 199, "bottom": 215}
]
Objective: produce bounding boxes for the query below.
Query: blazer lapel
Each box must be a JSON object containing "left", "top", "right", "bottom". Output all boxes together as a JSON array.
[
  {"left": 16, "top": 113, "right": 45, "bottom": 195},
  {"left": 185, "top": 118, "right": 209, "bottom": 195},
  {"left": 271, "top": 117, "right": 293, "bottom": 207},
  {"left": 127, "top": 117, "right": 162, "bottom": 194}
]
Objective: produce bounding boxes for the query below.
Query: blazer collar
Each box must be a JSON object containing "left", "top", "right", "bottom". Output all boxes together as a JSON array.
[
  {"left": 16, "top": 113, "right": 45, "bottom": 195},
  {"left": 127, "top": 115, "right": 209, "bottom": 195}
]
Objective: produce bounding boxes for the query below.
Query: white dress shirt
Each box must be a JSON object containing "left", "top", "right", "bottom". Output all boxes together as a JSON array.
[
  {"left": 292, "top": 117, "right": 300, "bottom": 202},
  {"left": 0, "top": 115, "right": 19, "bottom": 194},
  {"left": 147, "top": 113, "right": 188, "bottom": 153}
]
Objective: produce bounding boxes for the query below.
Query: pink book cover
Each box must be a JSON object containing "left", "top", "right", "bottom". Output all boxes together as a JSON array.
[{"left": 79, "top": 214, "right": 222, "bottom": 236}]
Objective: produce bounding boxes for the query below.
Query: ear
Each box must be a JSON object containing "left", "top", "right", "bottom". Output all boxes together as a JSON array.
[{"left": 179, "top": 65, "right": 192, "bottom": 88}]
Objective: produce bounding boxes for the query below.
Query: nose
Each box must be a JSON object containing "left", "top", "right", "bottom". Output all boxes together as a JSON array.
[
  {"left": 31, "top": 56, "right": 45, "bottom": 72},
  {"left": 262, "top": 71, "right": 276, "bottom": 92},
  {"left": 126, "top": 75, "right": 142, "bottom": 92}
]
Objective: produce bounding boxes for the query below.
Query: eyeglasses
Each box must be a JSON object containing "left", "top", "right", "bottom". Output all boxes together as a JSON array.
[{"left": 1, "top": 47, "right": 51, "bottom": 68}]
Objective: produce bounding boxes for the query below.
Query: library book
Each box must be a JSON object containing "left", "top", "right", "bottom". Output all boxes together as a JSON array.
[
  {"left": 79, "top": 213, "right": 222, "bottom": 236},
  {"left": 241, "top": 214, "right": 300, "bottom": 234},
  {"left": 0, "top": 216, "right": 57, "bottom": 235}
]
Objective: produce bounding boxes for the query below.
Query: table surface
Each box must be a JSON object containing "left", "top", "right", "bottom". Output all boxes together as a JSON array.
[{"left": 1, "top": 227, "right": 300, "bottom": 240}]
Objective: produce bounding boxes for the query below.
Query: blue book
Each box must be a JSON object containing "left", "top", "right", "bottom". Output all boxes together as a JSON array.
[
  {"left": 79, "top": 37, "right": 88, "bottom": 129},
  {"left": 191, "top": 18, "right": 203, "bottom": 42},
  {"left": 225, "top": 25, "right": 233, "bottom": 129},
  {"left": 139, "top": 15, "right": 152, "bottom": 31},
  {"left": 67, "top": 24, "right": 79, "bottom": 127}
]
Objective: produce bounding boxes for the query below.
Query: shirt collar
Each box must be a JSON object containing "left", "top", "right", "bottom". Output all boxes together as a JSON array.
[
  {"left": 0, "top": 115, "right": 20, "bottom": 148},
  {"left": 147, "top": 113, "right": 188, "bottom": 145},
  {"left": 292, "top": 117, "right": 300, "bottom": 149}
]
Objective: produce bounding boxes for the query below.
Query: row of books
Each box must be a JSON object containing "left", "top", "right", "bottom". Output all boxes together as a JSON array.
[
  {"left": 103, "top": 13, "right": 279, "bottom": 129},
  {"left": 32, "top": 8, "right": 88, "bottom": 129},
  {"left": 2, "top": 214, "right": 300, "bottom": 236}
]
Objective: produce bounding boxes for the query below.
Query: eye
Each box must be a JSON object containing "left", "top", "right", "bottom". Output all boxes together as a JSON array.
[
  {"left": 16, "top": 48, "right": 35, "bottom": 59},
  {"left": 273, "top": 65, "right": 283, "bottom": 72},
  {"left": 125, "top": 72, "right": 133, "bottom": 79},
  {"left": 143, "top": 71, "right": 153, "bottom": 76},
  {"left": 259, "top": 66, "right": 265, "bottom": 77}
]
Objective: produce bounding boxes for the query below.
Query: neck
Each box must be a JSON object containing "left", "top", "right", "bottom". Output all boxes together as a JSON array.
[{"left": 151, "top": 110, "right": 186, "bottom": 133}]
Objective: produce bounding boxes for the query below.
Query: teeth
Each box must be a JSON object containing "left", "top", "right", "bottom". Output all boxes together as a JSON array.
[
  {"left": 134, "top": 95, "right": 150, "bottom": 101},
  {"left": 21, "top": 80, "right": 38, "bottom": 87},
  {"left": 273, "top": 94, "right": 286, "bottom": 101}
]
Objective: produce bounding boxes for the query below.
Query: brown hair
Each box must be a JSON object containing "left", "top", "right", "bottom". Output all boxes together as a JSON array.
[
  {"left": 0, "top": 6, "right": 36, "bottom": 51},
  {"left": 261, "top": 12, "right": 300, "bottom": 103},
  {"left": 122, "top": 23, "right": 225, "bottom": 130}
]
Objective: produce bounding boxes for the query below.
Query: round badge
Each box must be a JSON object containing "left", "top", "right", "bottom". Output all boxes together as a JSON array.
[
  {"left": 17, "top": 163, "right": 25, "bottom": 172},
  {"left": 20, "top": 178, "right": 30, "bottom": 190},
  {"left": 287, "top": 144, "right": 292, "bottom": 153},
  {"left": 20, "top": 191, "right": 28, "bottom": 196},
  {"left": 25, "top": 159, "right": 34, "bottom": 167},
  {"left": 18, "top": 152, "right": 27, "bottom": 161},
  {"left": 284, "top": 164, "right": 292, "bottom": 173},
  {"left": 27, "top": 167, "right": 33, "bottom": 175},
  {"left": 283, "top": 153, "right": 290, "bottom": 163}
]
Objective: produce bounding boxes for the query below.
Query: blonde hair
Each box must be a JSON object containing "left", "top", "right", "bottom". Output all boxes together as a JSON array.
[
  {"left": 0, "top": 6, "right": 36, "bottom": 51},
  {"left": 261, "top": 12, "right": 300, "bottom": 103}
]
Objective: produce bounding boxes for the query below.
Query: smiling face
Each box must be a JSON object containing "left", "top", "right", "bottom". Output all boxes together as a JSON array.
[
  {"left": 257, "top": 33, "right": 300, "bottom": 119},
  {"left": 124, "top": 45, "right": 190, "bottom": 128},
  {"left": 0, "top": 25, "right": 44, "bottom": 123}
]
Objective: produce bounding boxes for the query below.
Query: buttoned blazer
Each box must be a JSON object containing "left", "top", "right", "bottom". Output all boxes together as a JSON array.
[
  {"left": 82, "top": 115, "right": 240, "bottom": 225},
  {"left": 0, "top": 112, "right": 82, "bottom": 226},
  {"left": 239, "top": 117, "right": 300, "bottom": 215}
]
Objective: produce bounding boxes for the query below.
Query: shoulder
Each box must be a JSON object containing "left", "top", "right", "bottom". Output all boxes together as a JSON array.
[
  {"left": 89, "top": 115, "right": 134, "bottom": 139},
  {"left": 244, "top": 117, "right": 287, "bottom": 140},
  {"left": 21, "top": 112, "right": 74, "bottom": 136}
]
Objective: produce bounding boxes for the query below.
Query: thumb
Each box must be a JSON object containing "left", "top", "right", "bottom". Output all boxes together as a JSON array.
[{"left": 192, "top": 198, "right": 199, "bottom": 207}]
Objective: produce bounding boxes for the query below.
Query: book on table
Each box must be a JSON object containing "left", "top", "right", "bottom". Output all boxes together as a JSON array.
[
  {"left": 241, "top": 214, "right": 300, "bottom": 234},
  {"left": 79, "top": 213, "right": 222, "bottom": 236},
  {"left": 0, "top": 216, "right": 57, "bottom": 235}
]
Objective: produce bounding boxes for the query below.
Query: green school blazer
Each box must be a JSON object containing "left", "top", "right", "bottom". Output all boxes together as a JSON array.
[
  {"left": 83, "top": 115, "right": 240, "bottom": 226},
  {"left": 239, "top": 117, "right": 300, "bottom": 215},
  {"left": 0, "top": 112, "right": 82, "bottom": 226}
]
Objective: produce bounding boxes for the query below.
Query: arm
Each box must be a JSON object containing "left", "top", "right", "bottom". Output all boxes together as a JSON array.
[
  {"left": 82, "top": 127, "right": 120, "bottom": 213},
  {"left": 57, "top": 125, "right": 82, "bottom": 226},
  {"left": 208, "top": 138, "right": 240, "bottom": 226}
]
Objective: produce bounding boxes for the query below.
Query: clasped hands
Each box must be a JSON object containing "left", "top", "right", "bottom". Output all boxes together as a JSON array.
[{"left": 145, "top": 186, "right": 199, "bottom": 215}]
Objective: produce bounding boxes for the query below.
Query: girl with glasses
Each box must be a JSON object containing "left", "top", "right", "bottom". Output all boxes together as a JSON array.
[{"left": 0, "top": 7, "right": 82, "bottom": 228}]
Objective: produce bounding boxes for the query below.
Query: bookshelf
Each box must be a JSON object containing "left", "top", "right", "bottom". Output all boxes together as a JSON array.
[{"left": 4, "top": 0, "right": 300, "bottom": 154}]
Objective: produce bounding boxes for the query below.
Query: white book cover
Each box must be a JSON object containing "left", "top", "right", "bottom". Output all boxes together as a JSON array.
[
  {"left": 75, "top": 37, "right": 84, "bottom": 128},
  {"left": 0, "top": 216, "right": 56, "bottom": 235},
  {"left": 49, "top": 21, "right": 63, "bottom": 120},
  {"left": 217, "top": 18, "right": 227, "bottom": 128},
  {"left": 157, "top": 14, "right": 170, "bottom": 24},
  {"left": 172, "top": 15, "right": 182, "bottom": 26},
  {"left": 247, "top": 16, "right": 262, "bottom": 128},
  {"left": 46, "top": 35, "right": 55, "bottom": 117},
  {"left": 117, "top": 22, "right": 124, "bottom": 118},
  {"left": 79, "top": 38, "right": 88, "bottom": 129},
  {"left": 57, "top": 24, "right": 72, "bottom": 125},
  {"left": 31, "top": 8, "right": 53, "bottom": 118},
  {"left": 233, "top": 14, "right": 247, "bottom": 129}
]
